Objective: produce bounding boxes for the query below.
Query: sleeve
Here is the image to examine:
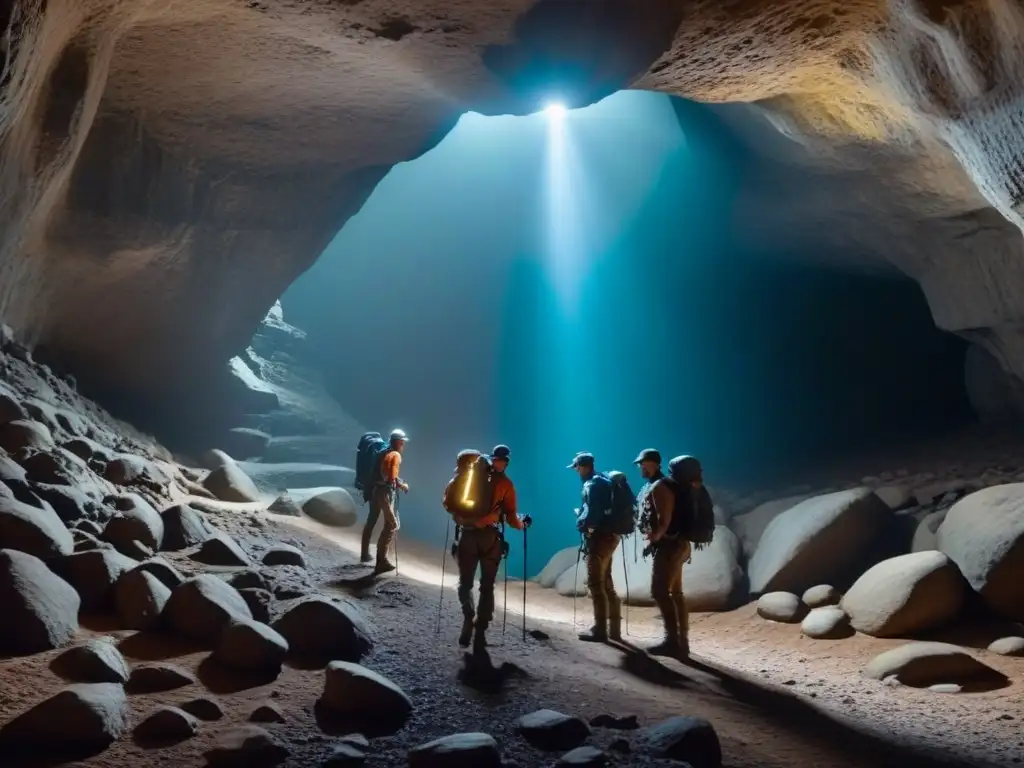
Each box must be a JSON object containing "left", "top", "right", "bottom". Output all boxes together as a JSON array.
[
  {"left": 502, "top": 479, "right": 524, "bottom": 530},
  {"left": 582, "top": 479, "right": 611, "bottom": 529},
  {"left": 382, "top": 451, "right": 400, "bottom": 483},
  {"left": 578, "top": 482, "right": 591, "bottom": 529}
]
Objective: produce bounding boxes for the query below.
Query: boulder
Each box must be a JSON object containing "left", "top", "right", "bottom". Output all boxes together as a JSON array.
[
  {"left": 911, "top": 509, "right": 947, "bottom": 553},
  {"left": 160, "top": 504, "right": 216, "bottom": 550},
  {"left": 644, "top": 716, "right": 721, "bottom": 768},
  {"left": 0, "top": 495, "right": 73, "bottom": 559},
  {"left": 180, "top": 697, "right": 226, "bottom": 721},
  {"left": 323, "top": 741, "right": 365, "bottom": 766},
  {"left": 748, "top": 488, "right": 890, "bottom": 595},
  {"left": 203, "top": 725, "right": 289, "bottom": 767},
  {"left": 801, "top": 584, "right": 839, "bottom": 608},
  {"left": 988, "top": 636, "right": 1024, "bottom": 656},
  {"left": 239, "top": 587, "right": 273, "bottom": 623},
  {"left": 319, "top": 661, "right": 413, "bottom": 722},
  {"left": 115, "top": 568, "right": 171, "bottom": 630},
  {"left": 515, "top": 709, "right": 590, "bottom": 751},
  {"left": 134, "top": 706, "right": 199, "bottom": 745},
  {"left": 133, "top": 556, "right": 185, "bottom": 589},
  {"left": 34, "top": 484, "right": 98, "bottom": 525},
  {"left": 191, "top": 532, "right": 251, "bottom": 567},
  {"left": 0, "top": 548, "right": 80, "bottom": 654},
  {"left": 164, "top": 574, "right": 253, "bottom": 642},
  {"left": 800, "top": 606, "right": 851, "bottom": 639},
  {"left": 729, "top": 493, "right": 811, "bottom": 560},
  {"left": 271, "top": 596, "right": 372, "bottom": 660},
  {"left": 936, "top": 483, "right": 1024, "bottom": 621},
  {"left": 408, "top": 732, "right": 501, "bottom": 768},
  {"left": 0, "top": 683, "right": 129, "bottom": 751},
  {"left": 301, "top": 488, "right": 358, "bottom": 527},
  {"left": 127, "top": 663, "right": 196, "bottom": 694},
  {"left": 0, "top": 386, "right": 27, "bottom": 424},
  {"left": 54, "top": 549, "right": 137, "bottom": 609},
  {"left": 536, "top": 546, "right": 579, "bottom": 587},
  {"left": 203, "top": 463, "right": 261, "bottom": 503},
  {"left": 678, "top": 526, "right": 744, "bottom": 611},
  {"left": 248, "top": 702, "right": 286, "bottom": 723},
  {"left": 558, "top": 746, "right": 607, "bottom": 766},
  {"left": 262, "top": 544, "right": 306, "bottom": 568},
  {"left": 216, "top": 619, "right": 289, "bottom": 672},
  {"left": 267, "top": 492, "right": 302, "bottom": 517},
  {"left": 756, "top": 592, "right": 806, "bottom": 623},
  {"left": 104, "top": 455, "right": 169, "bottom": 487},
  {"left": 21, "top": 448, "right": 94, "bottom": 486},
  {"left": 0, "top": 419, "right": 54, "bottom": 453},
  {"left": 554, "top": 557, "right": 588, "bottom": 597},
  {"left": 875, "top": 485, "right": 913, "bottom": 510},
  {"left": 864, "top": 642, "right": 1002, "bottom": 688},
  {"left": 841, "top": 551, "right": 966, "bottom": 638},
  {"left": 102, "top": 493, "right": 164, "bottom": 552},
  {"left": 220, "top": 427, "right": 272, "bottom": 460},
  {"left": 51, "top": 638, "right": 130, "bottom": 684}
]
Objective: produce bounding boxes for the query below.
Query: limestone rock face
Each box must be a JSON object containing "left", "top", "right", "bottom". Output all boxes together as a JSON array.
[{"left": 9, "top": 0, "right": 1024, "bottom": 425}]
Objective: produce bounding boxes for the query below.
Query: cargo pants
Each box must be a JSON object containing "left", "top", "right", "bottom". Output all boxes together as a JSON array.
[
  {"left": 360, "top": 485, "right": 399, "bottom": 564},
  {"left": 456, "top": 525, "right": 503, "bottom": 627},
  {"left": 650, "top": 537, "right": 691, "bottom": 644},
  {"left": 586, "top": 530, "right": 622, "bottom": 631}
]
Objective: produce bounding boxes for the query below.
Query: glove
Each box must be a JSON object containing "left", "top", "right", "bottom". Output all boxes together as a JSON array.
[{"left": 522, "top": 514, "right": 533, "bottom": 528}]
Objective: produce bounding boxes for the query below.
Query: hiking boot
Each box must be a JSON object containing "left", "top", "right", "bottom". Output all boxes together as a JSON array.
[
  {"left": 360, "top": 551, "right": 373, "bottom": 564},
  {"left": 578, "top": 625, "right": 608, "bottom": 643},
  {"left": 647, "top": 639, "right": 686, "bottom": 658},
  {"left": 472, "top": 623, "right": 488, "bottom": 653},
  {"left": 458, "top": 617, "right": 473, "bottom": 648},
  {"left": 375, "top": 558, "right": 396, "bottom": 574}
]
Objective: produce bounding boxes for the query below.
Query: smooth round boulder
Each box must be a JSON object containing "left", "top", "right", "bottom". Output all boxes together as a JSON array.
[
  {"left": 262, "top": 544, "right": 305, "bottom": 568},
  {"left": 0, "top": 496, "right": 73, "bottom": 559},
  {"left": 0, "top": 683, "right": 129, "bottom": 751},
  {"left": 51, "top": 639, "right": 130, "bottom": 684},
  {"left": 160, "top": 504, "right": 215, "bottom": 550},
  {"left": 271, "top": 596, "right": 372, "bottom": 660},
  {"left": 756, "top": 592, "right": 806, "bottom": 623},
  {"left": 115, "top": 568, "right": 172, "bottom": 630},
  {"left": 216, "top": 619, "right": 289, "bottom": 672},
  {"left": 864, "top": 642, "right": 1001, "bottom": 687},
  {"left": 0, "top": 549, "right": 80, "bottom": 654},
  {"left": 164, "top": 574, "right": 252, "bottom": 642},
  {"left": 102, "top": 494, "right": 164, "bottom": 552},
  {"left": 203, "top": 463, "right": 261, "bottom": 503},
  {"left": 988, "top": 636, "right": 1024, "bottom": 656},
  {"left": 841, "top": 551, "right": 966, "bottom": 638},
  {"left": 408, "top": 732, "right": 501, "bottom": 768},
  {"left": 301, "top": 489, "right": 358, "bottom": 527},
  {"left": 319, "top": 661, "right": 412, "bottom": 722},
  {"left": 801, "top": 584, "right": 839, "bottom": 608},
  {"left": 515, "top": 709, "right": 590, "bottom": 752},
  {"left": 644, "top": 715, "right": 722, "bottom": 768},
  {"left": 800, "top": 606, "right": 851, "bottom": 639},
  {"left": 134, "top": 706, "right": 199, "bottom": 746}
]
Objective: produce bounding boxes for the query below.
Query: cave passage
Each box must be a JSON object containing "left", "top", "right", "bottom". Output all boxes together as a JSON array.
[{"left": 282, "top": 90, "right": 972, "bottom": 575}]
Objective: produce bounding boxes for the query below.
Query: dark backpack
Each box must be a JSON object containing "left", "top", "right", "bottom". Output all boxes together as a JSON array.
[
  {"left": 443, "top": 449, "right": 494, "bottom": 523},
  {"left": 354, "top": 432, "right": 389, "bottom": 503},
  {"left": 603, "top": 471, "right": 637, "bottom": 535},
  {"left": 666, "top": 455, "right": 715, "bottom": 547}
]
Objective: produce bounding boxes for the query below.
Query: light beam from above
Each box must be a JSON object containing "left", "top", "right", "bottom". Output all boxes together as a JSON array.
[{"left": 544, "top": 101, "right": 567, "bottom": 119}]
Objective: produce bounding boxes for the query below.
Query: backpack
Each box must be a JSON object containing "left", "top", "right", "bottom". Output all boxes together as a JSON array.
[
  {"left": 353, "top": 432, "right": 389, "bottom": 503},
  {"left": 443, "top": 449, "right": 494, "bottom": 523},
  {"left": 666, "top": 455, "right": 715, "bottom": 546},
  {"left": 604, "top": 471, "right": 637, "bottom": 535}
]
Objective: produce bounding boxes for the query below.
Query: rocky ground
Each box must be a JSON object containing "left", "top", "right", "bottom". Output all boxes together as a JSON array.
[{"left": 1, "top": 323, "right": 1023, "bottom": 767}]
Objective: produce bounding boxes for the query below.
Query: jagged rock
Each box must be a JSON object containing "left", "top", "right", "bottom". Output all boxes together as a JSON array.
[
  {"left": 191, "top": 532, "right": 251, "bottom": 567},
  {"left": 319, "top": 661, "right": 412, "bottom": 722},
  {"left": 55, "top": 549, "right": 137, "bottom": 609},
  {"left": 133, "top": 556, "right": 185, "bottom": 589},
  {"left": 0, "top": 451, "right": 26, "bottom": 482},
  {"left": 160, "top": 503, "right": 216, "bottom": 550},
  {"left": 911, "top": 509, "right": 948, "bottom": 553},
  {"left": 841, "top": 551, "right": 966, "bottom": 637},
  {"left": 301, "top": 489, "right": 358, "bottom": 527},
  {"left": 536, "top": 546, "right": 579, "bottom": 587},
  {"left": 558, "top": 746, "right": 607, "bottom": 766},
  {"left": 268, "top": 492, "right": 302, "bottom": 516},
  {"left": 800, "top": 606, "right": 851, "bottom": 639},
  {"left": 203, "top": 464, "right": 262, "bottom": 503},
  {"left": 323, "top": 741, "right": 365, "bottom": 766},
  {"left": 937, "top": 484, "right": 1024, "bottom": 621},
  {"left": 134, "top": 706, "right": 199, "bottom": 745},
  {"left": 164, "top": 574, "right": 253, "bottom": 642},
  {"left": 875, "top": 485, "right": 913, "bottom": 510},
  {"left": 262, "top": 544, "right": 306, "bottom": 568},
  {"left": 756, "top": 592, "right": 806, "bottom": 623},
  {"left": 115, "top": 567, "right": 171, "bottom": 629},
  {"left": 51, "top": 638, "right": 130, "bottom": 683},
  {"left": 748, "top": 488, "right": 891, "bottom": 595},
  {"left": 644, "top": 716, "right": 722, "bottom": 768},
  {"left": 0, "top": 495, "right": 73, "bottom": 559},
  {"left": 272, "top": 596, "right": 372, "bottom": 660},
  {"left": 515, "top": 709, "right": 590, "bottom": 751},
  {"left": 226, "top": 568, "right": 268, "bottom": 591},
  {"left": 864, "top": 642, "right": 1002, "bottom": 688},
  {"left": 988, "top": 636, "right": 1024, "bottom": 656},
  {"left": 102, "top": 493, "right": 164, "bottom": 552},
  {"left": 0, "top": 683, "right": 129, "bottom": 752},
  {"left": 127, "top": 663, "right": 196, "bottom": 694},
  {"left": 0, "top": 419, "right": 54, "bottom": 453},
  {"left": 249, "top": 702, "right": 286, "bottom": 723},
  {"left": 119, "top": 538, "right": 154, "bottom": 560},
  {"left": 216, "top": 619, "right": 289, "bottom": 672},
  {"left": 204, "top": 725, "right": 289, "bottom": 767},
  {"left": 589, "top": 714, "right": 639, "bottom": 730},
  {"left": 75, "top": 518, "right": 103, "bottom": 536},
  {"left": 73, "top": 529, "right": 106, "bottom": 552},
  {"left": 0, "top": 549, "right": 80, "bottom": 653},
  {"left": 408, "top": 732, "right": 501, "bottom": 768},
  {"left": 801, "top": 584, "right": 839, "bottom": 608},
  {"left": 239, "top": 587, "right": 273, "bottom": 623}
]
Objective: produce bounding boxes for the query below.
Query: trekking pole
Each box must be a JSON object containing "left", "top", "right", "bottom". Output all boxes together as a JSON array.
[
  {"left": 621, "top": 541, "right": 630, "bottom": 637},
  {"left": 522, "top": 525, "right": 528, "bottom": 641},
  {"left": 392, "top": 488, "right": 401, "bottom": 577},
  {"left": 502, "top": 550, "right": 509, "bottom": 638},
  {"left": 572, "top": 541, "right": 582, "bottom": 630},
  {"left": 436, "top": 519, "right": 450, "bottom": 634}
]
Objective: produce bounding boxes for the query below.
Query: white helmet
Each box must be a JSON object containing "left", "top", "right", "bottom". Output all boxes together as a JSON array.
[{"left": 389, "top": 429, "right": 409, "bottom": 443}]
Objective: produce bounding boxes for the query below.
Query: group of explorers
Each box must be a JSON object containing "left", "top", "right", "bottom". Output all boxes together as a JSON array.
[{"left": 355, "top": 429, "right": 715, "bottom": 659}]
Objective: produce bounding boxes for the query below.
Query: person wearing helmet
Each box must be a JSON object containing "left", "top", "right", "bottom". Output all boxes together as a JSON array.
[
  {"left": 451, "top": 443, "right": 532, "bottom": 651},
  {"left": 634, "top": 448, "right": 689, "bottom": 659},
  {"left": 361, "top": 428, "right": 410, "bottom": 572}
]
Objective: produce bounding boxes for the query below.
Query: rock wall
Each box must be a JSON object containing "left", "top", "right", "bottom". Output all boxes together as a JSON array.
[{"left": 2, "top": 0, "right": 1024, "bottom": 418}]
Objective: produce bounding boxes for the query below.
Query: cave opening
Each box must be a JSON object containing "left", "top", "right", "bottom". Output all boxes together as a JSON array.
[{"left": 280, "top": 89, "right": 973, "bottom": 572}]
